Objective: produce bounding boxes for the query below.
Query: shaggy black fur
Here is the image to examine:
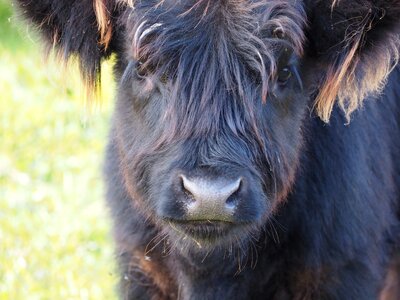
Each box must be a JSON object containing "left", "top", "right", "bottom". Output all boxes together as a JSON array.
[{"left": 15, "top": 0, "right": 400, "bottom": 299}]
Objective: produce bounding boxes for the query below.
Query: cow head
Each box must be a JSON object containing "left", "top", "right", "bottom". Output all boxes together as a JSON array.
[{"left": 16, "top": 0, "right": 400, "bottom": 252}]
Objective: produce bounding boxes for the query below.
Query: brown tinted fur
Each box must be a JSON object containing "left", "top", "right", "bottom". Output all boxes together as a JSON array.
[
  {"left": 380, "top": 258, "right": 400, "bottom": 300},
  {"left": 118, "top": 250, "right": 177, "bottom": 300},
  {"left": 314, "top": 37, "right": 361, "bottom": 123},
  {"left": 94, "top": 0, "right": 113, "bottom": 49},
  {"left": 314, "top": 1, "right": 400, "bottom": 122}
]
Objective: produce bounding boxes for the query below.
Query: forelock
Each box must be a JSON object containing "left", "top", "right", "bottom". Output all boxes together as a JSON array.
[{"left": 125, "top": 0, "right": 306, "bottom": 105}]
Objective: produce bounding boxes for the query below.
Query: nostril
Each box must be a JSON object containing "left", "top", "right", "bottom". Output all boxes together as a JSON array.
[
  {"left": 178, "top": 175, "right": 196, "bottom": 203},
  {"left": 225, "top": 178, "right": 242, "bottom": 207}
]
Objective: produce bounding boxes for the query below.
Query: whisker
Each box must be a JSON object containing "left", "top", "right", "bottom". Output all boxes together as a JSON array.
[{"left": 145, "top": 232, "right": 167, "bottom": 255}]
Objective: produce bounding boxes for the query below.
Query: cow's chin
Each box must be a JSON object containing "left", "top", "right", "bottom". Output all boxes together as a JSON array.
[{"left": 162, "top": 219, "right": 260, "bottom": 256}]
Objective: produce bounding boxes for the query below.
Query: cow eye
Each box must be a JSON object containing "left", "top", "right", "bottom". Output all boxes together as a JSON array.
[
  {"left": 277, "top": 67, "right": 292, "bottom": 84},
  {"left": 134, "top": 60, "right": 169, "bottom": 83},
  {"left": 135, "top": 61, "right": 148, "bottom": 79},
  {"left": 134, "top": 57, "right": 157, "bottom": 77}
]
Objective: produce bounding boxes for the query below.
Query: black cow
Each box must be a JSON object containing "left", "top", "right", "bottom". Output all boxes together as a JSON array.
[{"left": 15, "top": 0, "right": 400, "bottom": 299}]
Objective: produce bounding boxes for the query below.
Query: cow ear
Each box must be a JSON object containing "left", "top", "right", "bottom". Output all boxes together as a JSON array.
[
  {"left": 14, "top": 0, "right": 130, "bottom": 91},
  {"left": 305, "top": 0, "right": 400, "bottom": 122}
]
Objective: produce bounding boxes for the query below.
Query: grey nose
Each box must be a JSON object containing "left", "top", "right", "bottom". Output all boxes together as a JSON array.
[{"left": 179, "top": 175, "right": 242, "bottom": 221}]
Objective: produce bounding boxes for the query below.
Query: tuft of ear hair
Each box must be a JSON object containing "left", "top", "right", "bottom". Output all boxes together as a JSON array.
[
  {"left": 14, "top": 0, "right": 127, "bottom": 95},
  {"left": 306, "top": 0, "right": 400, "bottom": 122}
]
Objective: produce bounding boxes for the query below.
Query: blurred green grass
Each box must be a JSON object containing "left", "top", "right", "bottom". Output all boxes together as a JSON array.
[{"left": 0, "top": 0, "right": 118, "bottom": 299}]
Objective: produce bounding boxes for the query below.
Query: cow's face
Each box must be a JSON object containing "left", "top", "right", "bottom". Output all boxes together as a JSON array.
[{"left": 113, "top": 0, "right": 309, "bottom": 250}]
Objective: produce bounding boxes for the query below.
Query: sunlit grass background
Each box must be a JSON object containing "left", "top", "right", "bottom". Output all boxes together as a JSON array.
[{"left": 0, "top": 0, "right": 118, "bottom": 298}]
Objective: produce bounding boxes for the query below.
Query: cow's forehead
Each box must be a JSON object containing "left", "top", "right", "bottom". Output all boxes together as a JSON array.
[
  {"left": 125, "top": 0, "right": 306, "bottom": 100},
  {"left": 129, "top": 0, "right": 306, "bottom": 45}
]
